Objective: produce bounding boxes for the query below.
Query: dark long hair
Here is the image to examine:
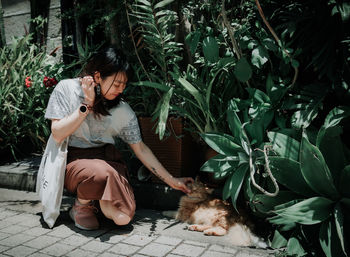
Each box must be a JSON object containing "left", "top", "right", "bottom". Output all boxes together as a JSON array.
[{"left": 81, "top": 47, "right": 132, "bottom": 117}]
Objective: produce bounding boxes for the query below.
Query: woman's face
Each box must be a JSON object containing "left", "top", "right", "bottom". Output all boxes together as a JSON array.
[{"left": 94, "top": 71, "right": 128, "bottom": 100}]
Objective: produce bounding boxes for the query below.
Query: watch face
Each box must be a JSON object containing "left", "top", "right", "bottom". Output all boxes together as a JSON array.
[{"left": 80, "top": 105, "right": 87, "bottom": 113}]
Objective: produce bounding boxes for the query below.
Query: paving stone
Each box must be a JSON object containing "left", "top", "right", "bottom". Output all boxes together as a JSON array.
[
  {"left": 0, "top": 210, "right": 19, "bottom": 220},
  {"left": 61, "top": 235, "right": 92, "bottom": 247},
  {"left": 171, "top": 243, "right": 205, "bottom": 257},
  {"left": 23, "top": 235, "right": 61, "bottom": 249},
  {"left": 40, "top": 242, "right": 75, "bottom": 256},
  {"left": 47, "top": 225, "right": 75, "bottom": 238},
  {"left": 235, "top": 251, "right": 270, "bottom": 257},
  {"left": 0, "top": 232, "right": 11, "bottom": 241},
  {"left": 201, "top": 250, "right": 235, "bottom": 257},
  {"left": 0, "top": 225, "right": 29, "bottom": 234},
  {"left": 184, "top": 240, "right": 208, "bottom": 247},
  {"left": 0, "top": 221, "right": 11, "bottom": 229},
  {"left": 22, "top": 227, "right": 51, "bottom": 236},
  {"left": 17, "top": 217, "right": 42, "bottom": 228},
  {"left": 65, "top": 248, "right": 98, "bottom": 257},
  {"left": 108, "top": 243, "right": 141, "bottom": 255},
  {"left": 3, "top": 245, "right": 37, "bottom": 257},
  {"left": 81, "top": 240, "right": 113, "bottom": 253},
  {"left": 0, "top": 245, "right": 10, "bottom": 253},
  {"left": 208, "top": 244, "right": 239, "bottom": 254},
  {"left": 27, "top": 253, "right": 53, "bottom": 257},
  {"left": 122, "top": 234, "right": 155, "bottom": 246},
  {"left": 98, "top": 233, "right": 128, "bottom": 244},
  {"left": 138, "top": 242, "right": 173, "bottom": 257},
  {"left": 0, "top": 234, "right": 35, "bottom": 247},
  {"left": 153, "top": 236, "right": 182, "bottom": 246},
  {"left": 2, "top": 213, "right": 33, "bottom": 225},
  {"left": 99, "top": 252, "right": 124, "bottom": 257}
]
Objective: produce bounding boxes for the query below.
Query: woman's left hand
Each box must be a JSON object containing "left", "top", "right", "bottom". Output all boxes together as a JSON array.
[{"left": 168, "top": 177, "right": 194, "bottom": 194}]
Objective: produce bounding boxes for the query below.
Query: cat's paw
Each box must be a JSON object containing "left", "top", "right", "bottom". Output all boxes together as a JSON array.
[
  {"left": 188, "top": 224, "right": 212, "bottom": 232},
  {"left": 204, "top": 227, "right": 227, "bottom": 236}
]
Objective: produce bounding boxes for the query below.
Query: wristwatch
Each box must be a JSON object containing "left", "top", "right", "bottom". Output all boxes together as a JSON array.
[{"left": 79, "top": 103, "right": 91, "bottom": 114}]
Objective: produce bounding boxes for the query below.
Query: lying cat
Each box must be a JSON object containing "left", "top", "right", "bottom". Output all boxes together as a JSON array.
[{"left": 163, "top": 179, "right": 267, "bottom": 248}]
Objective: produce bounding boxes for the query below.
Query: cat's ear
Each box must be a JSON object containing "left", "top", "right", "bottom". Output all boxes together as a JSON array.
[{"left": 195, "top": 176, "right": 200, "bottom": 183}]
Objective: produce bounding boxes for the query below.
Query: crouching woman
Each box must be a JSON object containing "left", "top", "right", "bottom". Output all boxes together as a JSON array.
[{"left": 43, "top": 47, "right": 193, "bottom": 230}]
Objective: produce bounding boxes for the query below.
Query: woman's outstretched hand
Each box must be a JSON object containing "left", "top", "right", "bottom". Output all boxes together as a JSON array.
[{"left": 168, "top": 177, "right": 194, "bottom": 194}]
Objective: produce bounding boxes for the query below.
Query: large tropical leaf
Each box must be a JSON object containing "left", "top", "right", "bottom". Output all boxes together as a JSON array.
[
  {"left": 268, "top": 132, "right": 300, "bottom": 162},
  {"left": 334, "top": 203, "right": 347, "bottom": 256},
  {"left": 271, "top": 230, "right": 288, "bottom": 249},
  {"left": 272, "top": 197, "right": 333, "bottom": 225},
  {"left": 154, "top": 87, "right": 173, "bottom": 140},
  {"left": 319, "top": 217, "right": 347, "bottom": 257},
  {"left": 200, "top": 154, "right": 238, "bottom": 173},
  {"left": 234, "top": 57, "right": 252, "bottom": 82},
  {"left": 226, "top": 164, "right": 248, "bottom": 212},
  {"left": 339, "top": 165, "right": 350, "bottom": 198},
  {"left": 252, "top": 191, "right": 302, "bottom": 215},
  {"left": 268, "top": 157, "right": 315, "bottom": 196},
  {"left": 200, "top": 132, "right": 241, "bottom": 156},
  {"left": 202, "top": 36, "right": 219, "bottom": 63},
  {"left": 300, "top": 133, "right": 339, "bottom": 199},
  {"left": 286, "top": 237, "right": 307, "bottom": 257}
]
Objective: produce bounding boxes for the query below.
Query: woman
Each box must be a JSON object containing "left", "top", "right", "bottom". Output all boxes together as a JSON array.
[{"left": 45, "top": 47, "right": 193, "bottom": 230}]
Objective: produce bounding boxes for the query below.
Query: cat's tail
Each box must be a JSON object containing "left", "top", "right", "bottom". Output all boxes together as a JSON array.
[{"left": 227, "top": 223, "right": 268, "bottom": 248}]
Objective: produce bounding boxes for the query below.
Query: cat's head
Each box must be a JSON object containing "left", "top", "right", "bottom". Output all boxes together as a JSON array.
[{"left": 185, "top": 177, "right": 214, "bottom": 201}]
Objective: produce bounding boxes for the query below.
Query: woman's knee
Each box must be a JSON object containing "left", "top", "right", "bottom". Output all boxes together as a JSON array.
[{"left": 113, "top": 211, "right": 131, "bottom": 226}]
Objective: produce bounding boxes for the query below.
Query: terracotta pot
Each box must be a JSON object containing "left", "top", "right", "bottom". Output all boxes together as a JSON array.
[{"left": 138, "top": 117, "right": 200, "bottom": 183}]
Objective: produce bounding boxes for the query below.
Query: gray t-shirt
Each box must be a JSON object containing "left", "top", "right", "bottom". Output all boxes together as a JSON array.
[{"left": 45, "top": 78, "right": 142, "bottom": 148}]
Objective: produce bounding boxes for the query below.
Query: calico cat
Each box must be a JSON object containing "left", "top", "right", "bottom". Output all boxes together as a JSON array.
[{"left": 163, "top": 179, "right": 267, "bottom": 248}]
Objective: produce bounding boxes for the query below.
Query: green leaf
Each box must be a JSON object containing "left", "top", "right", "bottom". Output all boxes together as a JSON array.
[
  {"left": 200, "top": 154, "right": 238, "bottom": 173},
  {"left": 291, "top": 103, "right": 320, "bottom": 129},
  {"left": 339, "top": 165, "right": 350, "bottom": 198},
  {"left": 251, "top": 46, "right": 269, "bottom": 69},
  {"left": 154, "top": 0, "right": 175, "bottom": 9},
  {"left": 319, "top": 218, "right": 347, "bottom": 257},
  {"left": 202, "top": 36, "right": 219, "bottom": 63},
  {"left": 300, "top": 132, "right": 338, "bottom": 199},
  {"left": 287, "top": 237, "right": 307, "bottom": 257},
  {"left": 273, "top": 197, "right": 333, "bottom": 225},
  {"left": 268, "top": 132, "right": 300, "bottom": 162},
  {"left": 234, "top": 57, "right": 252, "bottom": 82},
  {"left": 230, "top": 164, "right": 249, "bottom": 212},
  {"left": 317, "top": 126, "right": 346, "bottom": 184},
  {"left": 187, "top": 31, "right": 201, "bottom": 55},
  {"left": 155, "top": 88, "right": 173, "bottom": 140},
  {"left": 252, "top": 191, "right": 302, "bottom": 215},
  {"left": 200, "top": 132, "right": 241, "bottom": 156},
  {"left": 268, "top": 157, "right": 315, "bottom": 196},
  {"left": 177, "top": 77, "right": 205, "bottom": 108},
  {"left": 334, "top": 203, "right": 347, "bottom": 255},
  {"left": 133, "top": 81, "right": 169, "bottom": 91},
  {"left": 271, "top": 230, "right": 288, "bottom": 249},
  {"left": 323, "top": 106, "right": 350, "bottom": 129}
]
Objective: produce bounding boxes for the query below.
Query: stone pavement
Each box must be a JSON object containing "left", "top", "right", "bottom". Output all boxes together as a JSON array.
[{"left": 0, "top": 188, "right": 276, "bottom": 257}]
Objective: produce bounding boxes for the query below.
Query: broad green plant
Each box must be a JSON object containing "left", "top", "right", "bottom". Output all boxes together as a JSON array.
[
  {"left": 252, "top": 107, "right": 350, "bottom": 257},
  {"left": 0, "top": 34, "right": 63, "bottom": 158}
]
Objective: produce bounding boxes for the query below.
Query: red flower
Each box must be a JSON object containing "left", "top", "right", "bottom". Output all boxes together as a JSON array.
[
  {"left": 43, "top": 76, "right": 58, "bottom": 88},
  {"left": 25, "top": 76, "right": 32, "bottom": 88}
]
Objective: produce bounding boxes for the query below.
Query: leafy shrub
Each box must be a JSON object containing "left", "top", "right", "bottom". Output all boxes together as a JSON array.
[{"left": 0, "top": 34, "right": 64, "bottom": 159}]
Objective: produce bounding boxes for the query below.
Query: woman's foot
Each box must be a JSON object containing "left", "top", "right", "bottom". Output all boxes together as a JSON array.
[{"left": 69, "top": 199, "right": 99, "bottom": 230}]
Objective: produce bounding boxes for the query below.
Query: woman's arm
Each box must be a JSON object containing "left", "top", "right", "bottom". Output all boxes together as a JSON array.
[
  {"left": 51, "top": 76, "right": 96, "bottom": 143},
  {"left": 129, "top": 141, "right": 194, "bottom": 193}
]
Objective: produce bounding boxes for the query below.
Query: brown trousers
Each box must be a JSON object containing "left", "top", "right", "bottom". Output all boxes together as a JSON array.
[{"left": 64, "top": 144, "right": 136, "bottom": 218}]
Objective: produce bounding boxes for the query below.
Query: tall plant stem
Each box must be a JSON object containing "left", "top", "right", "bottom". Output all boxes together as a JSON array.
[
  {"left": 221, "top": 0, "right": 250, "bottom": 88},
  {"left": 255, "top": 0, "right": 298, "bottom": 88}
]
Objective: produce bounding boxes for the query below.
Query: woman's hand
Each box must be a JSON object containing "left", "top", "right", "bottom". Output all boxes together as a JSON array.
[
  {"left": 168, "top": 177, "right": 194, "bottom": 194},
  {"left": 80, "top": 76, "right": 96, "bottom": 105}
]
